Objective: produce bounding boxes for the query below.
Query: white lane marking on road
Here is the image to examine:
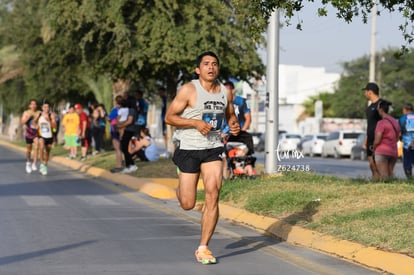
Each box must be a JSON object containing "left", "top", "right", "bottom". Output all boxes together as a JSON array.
[
  {"left": 21, "top": 195, "right": 58, "bottom": 206},
  {"left": 76, "top": 195, "right": 119, "bottom": 206}
]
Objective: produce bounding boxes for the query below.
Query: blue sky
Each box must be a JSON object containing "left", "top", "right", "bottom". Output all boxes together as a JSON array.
[{"left": 264, "top": 4, "right": 408, "bottom": 73}]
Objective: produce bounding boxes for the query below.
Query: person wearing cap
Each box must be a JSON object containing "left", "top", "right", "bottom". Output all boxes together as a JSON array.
[
  {"left": 221, "top": 80, "right": 254, "bottom": 179},
  {"left": 74, "top": 103, "right": 91, "bottom": 161},
  {"left": 362, "top": 82, "right": 382, "bottom": 181},
  {"left": 223, "top": 81, "right": 251, "bottom": 132},
  {"left": 399, "top": 102, "right": 414, "bottom": 178}
]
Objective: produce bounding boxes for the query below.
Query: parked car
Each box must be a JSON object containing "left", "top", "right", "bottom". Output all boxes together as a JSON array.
[
  {"left": 277, "top": 133, "right": 302, "bottom": 152},
  {"left": 302, "top": 133, "right": 329, "bottom": 157},
  {"left": 255, "top": 130, "right": 287, "bottom": 152},
  {"left": 350, "top": 133, "right": 367, "bottom": 161},
  {"left": 297, "top": 135, "right": 313, "bottom": 151},
  {"left": 322, "top": 131, "right": 363, "bottom": 158}
]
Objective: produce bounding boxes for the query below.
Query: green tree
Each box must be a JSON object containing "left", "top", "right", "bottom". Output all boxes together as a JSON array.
[
  {"left": 302, "top": 93, "right": 336, "bottom": 118},
  {"left": 44, "top": 0, "right": 265, "bottom": 99},
  {"left": 235, "top": 0, "right": 414, "bottom": 51},
  {"left": 318, "top": 48, "right": 414, "bottom": 118},
  {"left": 0, "top": 0, "right": 266, "bottom": 116}
]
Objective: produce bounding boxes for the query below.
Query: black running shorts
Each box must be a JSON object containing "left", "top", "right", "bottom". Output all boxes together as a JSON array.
[{"left": 173, "top": 146, "right": 225, "bottom": 173}]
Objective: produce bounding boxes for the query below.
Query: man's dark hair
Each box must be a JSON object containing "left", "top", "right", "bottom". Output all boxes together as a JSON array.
[
  {"left": 28, "top": 99, "right": 37, "bottom": 105},
  {"left": 196, "top": 51, "right": 219, "bottom": 68},
  {"left": 223, "top": 80, "right": 234, "bottom": 89},
  {"left": 379, "top": 100, "right": 392, "bottom": 114},
  {"left": 404, "top": 102, "right": 413, "bottom": 111}
]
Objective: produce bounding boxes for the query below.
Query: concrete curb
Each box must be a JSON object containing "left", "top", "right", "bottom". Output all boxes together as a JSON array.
[
  {"left": 53, "top": 156, "right": 178, "bottom": 200},
  {"left": 2, "top": 139, "right": 414, "bottom": 274}
]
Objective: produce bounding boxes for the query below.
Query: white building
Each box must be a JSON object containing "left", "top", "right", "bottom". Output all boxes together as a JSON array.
[{"left": 238, "top": 64, "right": 340, "bottom": 135}]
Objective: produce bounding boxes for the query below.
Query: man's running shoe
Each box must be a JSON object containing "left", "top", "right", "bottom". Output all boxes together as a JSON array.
[
  {"left": 195, "top": 248, "right": 217, "bottom": 265},
  {"left": 31, "top": 163, "right": 37, "bottom": 171},
  {"left": 26, "top": 162, "right": 32, "bottom": 174},
  {"left": 39, "top": 163, "right": 48, "bottom": 175}
]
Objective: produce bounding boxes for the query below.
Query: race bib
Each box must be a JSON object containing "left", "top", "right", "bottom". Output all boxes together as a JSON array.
[{"left": 202, "top": 112, "right": 224, "bottom": 131}]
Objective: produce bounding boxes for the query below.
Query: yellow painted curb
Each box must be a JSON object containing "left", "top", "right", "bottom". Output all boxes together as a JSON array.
[{"left": 53, "top": 156, "right": 177, "bottom": 199}]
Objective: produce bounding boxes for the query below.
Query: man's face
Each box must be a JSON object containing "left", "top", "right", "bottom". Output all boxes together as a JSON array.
[
  {"left": 364, "top": 89, "right": 370, "bottom": 100},
  {"left": 195, "top": 55, "right": 219, "bottom": 81}
]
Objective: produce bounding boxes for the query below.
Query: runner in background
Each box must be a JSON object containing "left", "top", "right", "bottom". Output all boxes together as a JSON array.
[
  {"left": 21, "top": 99, "right": 40, "bottom": 173},
  {"left": 35, "top": 100, "right": 57, "bottom": 175}
]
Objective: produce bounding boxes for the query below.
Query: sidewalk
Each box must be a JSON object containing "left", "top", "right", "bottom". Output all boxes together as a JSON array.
[{"left": 1, "top": 139, "right": 414, "bottom": 275}]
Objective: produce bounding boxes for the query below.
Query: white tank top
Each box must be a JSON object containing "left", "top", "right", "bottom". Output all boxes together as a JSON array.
[
  {"left": 38, "top": 114, "right": 53, "bottom": 138},
  {"left": 175, "top": 79, "right": 227, "bottom": 150}
]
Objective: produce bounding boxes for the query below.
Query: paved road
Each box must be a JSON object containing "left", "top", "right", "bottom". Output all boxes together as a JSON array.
[{"left": 0, "top": 145, "right": 381, "bottom": 275}]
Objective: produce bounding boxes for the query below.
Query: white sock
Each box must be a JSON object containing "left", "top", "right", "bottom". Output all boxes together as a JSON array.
[{"left": 198, "top": 245, "right": 208, "bottom": 251}]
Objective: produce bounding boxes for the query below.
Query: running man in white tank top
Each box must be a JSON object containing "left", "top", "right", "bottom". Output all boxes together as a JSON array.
[
  {"left": 35, "top": 101, "right": 57, "bottom": 175},
  {"left": 165, "top": 51, "right": 240, "bottom": 265}
]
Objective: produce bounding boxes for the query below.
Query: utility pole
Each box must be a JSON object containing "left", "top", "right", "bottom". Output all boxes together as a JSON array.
[
  {"left": 369, "top": 1, "right": 377, "bottom": 82},
  {"left": 265, "top": 10, "right": 279, "bottom": 174}
]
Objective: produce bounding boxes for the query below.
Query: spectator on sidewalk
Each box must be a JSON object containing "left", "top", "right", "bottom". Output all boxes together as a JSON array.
[
  {"left": 108, "top": 96, "right": 123, "bottom": 173},
  {"left": 134, "top": 90, "right": 149, "bottom": 134},
  {"left": 159, "top": 87, "right": 169, "bottom": 158},
  {"left": 117, "top": 95, "right": 138, "bottom": 173},
  {"left": 362, "top": 82, "right": 382, "bottom": 181},
  {"left": 90, "top": 103, "right": 107, "bottom": 155},
  {"left": 62, "top": 105, "right": 80, "bottom": 159},
  {"left": 399, "top": 102, "right": 414, "bottom": 178},
  {"left": 75, "top": 103, "right": 91, "bottom": 161},
  {"left": 128, "top": 127, "right": 159, "bottom": 162},
  {"left": 373, "top": 100, "right": 400, "bottom": 181}
]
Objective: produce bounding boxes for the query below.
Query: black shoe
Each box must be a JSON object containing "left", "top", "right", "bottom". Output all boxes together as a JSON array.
[{"left": 110, "top": 167, "right": 123, "bottom": 173}]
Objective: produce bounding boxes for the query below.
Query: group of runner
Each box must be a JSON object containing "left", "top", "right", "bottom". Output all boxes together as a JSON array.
[{"left": 21, "top": 99, "right": 57, "bottom": 175}]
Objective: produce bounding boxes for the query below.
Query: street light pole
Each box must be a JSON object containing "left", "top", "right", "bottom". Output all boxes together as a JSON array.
[
  {"left": 265, "top": 10, "right": 280, "bottom": 174},
  {"left": 369, "top": 1, "right": 377, "bottom": 82}
]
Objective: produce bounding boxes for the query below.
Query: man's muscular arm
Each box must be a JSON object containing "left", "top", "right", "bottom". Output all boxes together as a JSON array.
[{"left": 165, "top": 83, "right": 212, "bottom": 135}]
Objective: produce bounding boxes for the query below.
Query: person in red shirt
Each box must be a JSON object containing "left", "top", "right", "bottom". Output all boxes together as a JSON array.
[
  {"left": 373, "top": 100, "right": 401, "bottom": 181},
  {"left": 75, "top": 104, "right": 91, "bottom": 161}
]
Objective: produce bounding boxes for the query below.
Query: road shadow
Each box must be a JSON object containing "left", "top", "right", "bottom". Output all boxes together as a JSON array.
[
  {"left": 0, "top": 240, "right": 97, "bottom": 265},
  {"left": 221, "top": 200, "right": 321, "bottom": 259}
]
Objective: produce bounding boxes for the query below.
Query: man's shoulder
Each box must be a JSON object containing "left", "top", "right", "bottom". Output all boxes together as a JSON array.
[{"left": 177, "top": 81, "right": 197, "bottom": 96}]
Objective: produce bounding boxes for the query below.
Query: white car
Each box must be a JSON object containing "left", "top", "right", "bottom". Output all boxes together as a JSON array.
[
  {"left": 302, "top": 133, "right": 329, "bottom": 157},
  {"left": 277, "top": 133, "right": 302, "bottom": 152},
  {"left": 322, "top": 131, "right": 363, "bottom": 158}
]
